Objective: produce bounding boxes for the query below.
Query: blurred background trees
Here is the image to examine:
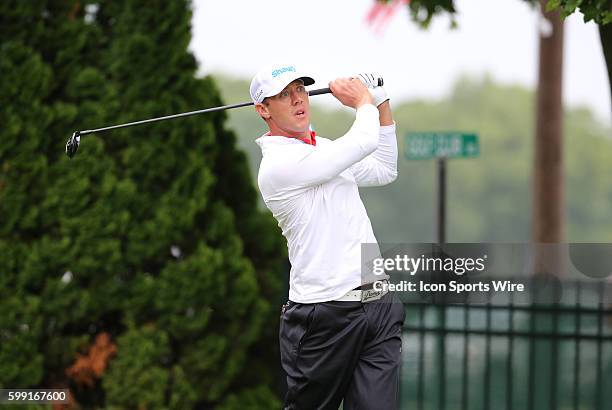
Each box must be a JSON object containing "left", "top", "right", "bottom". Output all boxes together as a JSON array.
[{"left": 0, "top": 0, "right": 285, "bottom": 408}]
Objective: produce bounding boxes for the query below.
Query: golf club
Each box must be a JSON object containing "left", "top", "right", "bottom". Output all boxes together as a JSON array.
[{"left": 65, "top": 77, "right": 384, "bottom": 158}]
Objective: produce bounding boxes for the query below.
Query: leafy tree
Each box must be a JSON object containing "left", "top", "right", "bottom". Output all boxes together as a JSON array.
[
  {"left": 547, "top": 0, "right": 612, "bottom": 96},
  {"left": 0, "top": 0, "right": 285, "bottom": 408}
]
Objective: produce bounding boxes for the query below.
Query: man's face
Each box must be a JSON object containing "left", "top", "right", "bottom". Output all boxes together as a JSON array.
[{"left": 257, "top": 80, "right": 310, "bottom": 137}]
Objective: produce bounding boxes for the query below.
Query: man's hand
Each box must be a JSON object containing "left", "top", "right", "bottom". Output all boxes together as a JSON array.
[
  {"left": 357, "top": 73, "right": 389, "bottom": 107},
  {"left": 329, "top": 78, "right": 373, "bottom": 109}
]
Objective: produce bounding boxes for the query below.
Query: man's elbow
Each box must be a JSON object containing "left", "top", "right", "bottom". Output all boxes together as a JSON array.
[
  {"left": 388, "top": 169, "right": 399, "bottom": 184},
  {"left": 379, "top": 168, "right": 398, "bottom": 186},
  {"left": 389, "top": 169, "right": 398, "bottom": 183}
]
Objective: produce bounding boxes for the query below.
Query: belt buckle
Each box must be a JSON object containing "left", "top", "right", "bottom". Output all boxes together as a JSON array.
[
  {"left": 361, "top": 288, "right": 383, "bottom": 303},
  {"left": 281, "top": 301, "right": 293, "bottom": 314}
]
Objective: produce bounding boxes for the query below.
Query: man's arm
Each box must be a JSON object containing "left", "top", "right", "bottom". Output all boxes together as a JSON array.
[
  {"left": 349, "top": 98, "right": 399, "bottom": 187},
  {"left": 377, "top": 99, "right": 394, "bottom": 127}
]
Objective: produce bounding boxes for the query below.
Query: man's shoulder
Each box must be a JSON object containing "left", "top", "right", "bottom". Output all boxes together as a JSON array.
[
  {"left": 257, "top": 139, "right": 304, "bottom": 173},
  {"left": 315, "top": 135, "right": 333, "bottom": 144},
  {"left": 256, "top": 135, "right": 311, "bottom": 150},
  {"left": 257, "top": 136, "right": 318, "bottom": 155}
]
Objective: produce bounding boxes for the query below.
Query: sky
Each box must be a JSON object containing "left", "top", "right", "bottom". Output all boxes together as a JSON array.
[{"left": 189, "top": 0, "right": 611, "bottom": 126}]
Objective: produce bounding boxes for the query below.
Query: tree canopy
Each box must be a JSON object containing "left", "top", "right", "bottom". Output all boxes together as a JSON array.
[{"left": 0, "top": 1, "right": 285, "bottom": 408}]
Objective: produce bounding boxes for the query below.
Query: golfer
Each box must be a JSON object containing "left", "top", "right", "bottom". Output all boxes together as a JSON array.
[{"left": 251, "top": 64, "right": 404, "bottom": 410}]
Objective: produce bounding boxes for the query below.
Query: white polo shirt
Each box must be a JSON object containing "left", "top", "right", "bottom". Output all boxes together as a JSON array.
[{"left": 256, "top": 104, "right": 398, "bottom": 303}]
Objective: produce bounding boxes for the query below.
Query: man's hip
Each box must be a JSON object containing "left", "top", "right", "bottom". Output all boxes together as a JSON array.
[{"left": 279, "top": 291, "right": 405, "bottom": 409}]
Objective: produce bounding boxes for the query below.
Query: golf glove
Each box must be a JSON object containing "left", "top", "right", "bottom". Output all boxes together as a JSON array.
[{"left": 357, "top": 73, "right": 389, "bottom": 107}]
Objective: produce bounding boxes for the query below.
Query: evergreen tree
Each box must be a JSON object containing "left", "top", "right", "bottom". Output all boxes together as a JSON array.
[{"left": 0, "top": 1, "right": 285, "bottom": 408}]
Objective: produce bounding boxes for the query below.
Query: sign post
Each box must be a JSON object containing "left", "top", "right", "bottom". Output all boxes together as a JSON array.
[
  {"left": 405, "top": 132, "right": 480, "bottom": 406},
  {"left": 438, "top": 157, "right": 446, "bottom": 244},
  {"left": 404, "top": 132, "right": 480, "bottom": 243}
]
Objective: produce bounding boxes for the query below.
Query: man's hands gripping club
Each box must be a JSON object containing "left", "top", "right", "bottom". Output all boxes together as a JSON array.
[
  {"left": 329, "top": 73, "right": 389, "bottom": 109},
  {"left": 329, "top": 78, "right": 373, "bottom": 109},
  {"left": 357, "top": 73, "right": 389, "bottom": 107}
]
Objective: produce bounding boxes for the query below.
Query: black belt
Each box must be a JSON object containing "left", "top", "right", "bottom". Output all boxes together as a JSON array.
[{"left": 354, "top": 279, "right": 388, "bottom": 290}]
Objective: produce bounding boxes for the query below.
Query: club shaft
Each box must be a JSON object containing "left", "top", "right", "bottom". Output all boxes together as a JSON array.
[
  {"left": 79, "top": 87, "right": 333, "bottom": 136},
  {"left": 308, "top": 87, "right": 331, "bottom": 96}
]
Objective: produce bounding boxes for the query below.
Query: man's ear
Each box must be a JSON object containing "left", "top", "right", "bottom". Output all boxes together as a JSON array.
[{"left": 255, "top": 103, "right": 271, "bottom": 120}]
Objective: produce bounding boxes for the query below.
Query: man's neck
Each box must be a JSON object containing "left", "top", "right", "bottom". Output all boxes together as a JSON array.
[
  {"left": 266, "top": 128, "right": 316, "bottom": 146},
  {"left": 268, "top": 127, "right": 311, "bottom": 142}
]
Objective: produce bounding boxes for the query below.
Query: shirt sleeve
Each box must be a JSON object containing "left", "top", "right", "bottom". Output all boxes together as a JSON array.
[
  {"left": 259, "top": 104, "right": 380, "bottom": 193},
  {"left": 349, "top": 122, "right": 398, "bottom": 187}
]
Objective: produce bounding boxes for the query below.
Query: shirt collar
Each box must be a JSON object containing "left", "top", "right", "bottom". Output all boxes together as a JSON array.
[{"left": 260, "top": 130, "right": 317, "bottom": 146}]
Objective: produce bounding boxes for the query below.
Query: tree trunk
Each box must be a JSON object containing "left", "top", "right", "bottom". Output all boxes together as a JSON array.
[
  {"left": 599, "top": 23, "right": 612, "bottom": 104},
  {"left": 533, "top": 1, "right": 564, "bottom": 274}
]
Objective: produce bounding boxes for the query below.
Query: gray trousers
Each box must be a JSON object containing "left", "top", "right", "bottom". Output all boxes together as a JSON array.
[{"left": 279, "top": 291, "right": 405, "bottom": 410}]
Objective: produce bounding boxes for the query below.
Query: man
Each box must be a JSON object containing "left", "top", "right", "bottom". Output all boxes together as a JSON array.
[{"left": 250, "top": 63, "right": 404, "bottom": 410}]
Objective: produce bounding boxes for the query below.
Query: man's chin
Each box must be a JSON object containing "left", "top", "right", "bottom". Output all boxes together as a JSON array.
[
  {"left": 289, "top": 125, "right": 310, "bottom": 135},
  {"left": 297, "top": 120, "right": 311, "bottom": 133}
]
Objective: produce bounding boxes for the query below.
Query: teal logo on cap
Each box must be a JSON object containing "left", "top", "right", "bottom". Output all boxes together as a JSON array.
[{"left": 271, "top": 66, "right": 296, "bottom": 78}]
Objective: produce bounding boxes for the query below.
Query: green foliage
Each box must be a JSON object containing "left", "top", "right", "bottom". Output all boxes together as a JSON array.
[
  {"left": 103, "top": 326, "right": 172, "bottom": 408},
  {"left": 0, "top": 0, "right": 285, "bottom": 407},
  {"left": 214, "top": 74, "right": 612, "bottom": 242},
  {"left": 217, "top": 385, "right": 282, "bottom": 410},
  {"left": 382, "top": 0, "right": 611, "bottom": 26},
  {"left": 392, "top": 0, "right": 457, "bottom": 28},
  {"left": 546, "top": 0, "right": 612, "bottom": 24}
]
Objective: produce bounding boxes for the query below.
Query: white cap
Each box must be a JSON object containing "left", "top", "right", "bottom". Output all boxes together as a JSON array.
[{"left": 250, "top": 63, "right": 315, "bottom": 104}]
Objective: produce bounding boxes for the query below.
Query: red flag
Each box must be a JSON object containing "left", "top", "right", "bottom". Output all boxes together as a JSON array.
[
  {"left": 365, "top": 0, "right": 410, "bottom": 35},
  {"left": 365, "top": 1, "right": 387, "bottom": 25}
]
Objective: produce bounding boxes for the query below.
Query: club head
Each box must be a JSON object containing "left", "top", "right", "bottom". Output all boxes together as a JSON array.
[{"left": 66, "top": 131, "right": 80, "bottom": 158}]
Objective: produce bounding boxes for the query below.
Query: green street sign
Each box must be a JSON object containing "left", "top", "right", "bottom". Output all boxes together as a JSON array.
[{"left": 404, "top": 132, "right": 480, "bottom": 160}]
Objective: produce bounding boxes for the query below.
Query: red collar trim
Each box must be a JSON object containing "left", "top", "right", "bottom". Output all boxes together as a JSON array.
[{"left": 263, "top": 131, "right": 317, "bottom": 146}]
